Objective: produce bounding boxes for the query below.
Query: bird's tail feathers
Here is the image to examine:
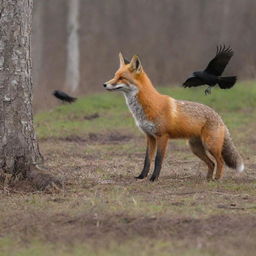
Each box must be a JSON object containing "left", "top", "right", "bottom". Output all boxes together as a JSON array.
[
  {"left": 218, "top": 76, "right": 237, "bottom": 89},
  {"left": 67, "top": 97, "right": 77, "bottom": 103}
]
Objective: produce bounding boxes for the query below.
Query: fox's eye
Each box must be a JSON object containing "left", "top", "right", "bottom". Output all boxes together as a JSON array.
[{"left": 119, "top": 76, "right": 126, "bottom": 80}]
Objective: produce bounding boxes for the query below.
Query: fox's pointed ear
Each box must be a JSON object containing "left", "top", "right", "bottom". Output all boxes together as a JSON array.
[
  {"left": 119, "top": 52, "right": 130, "bottom": 67},
  {"left": 129, "top": 55, "right": 143, "bottom": 73},
  {"left": 119, "top": 52, "right": 125, "bottom": 67}
]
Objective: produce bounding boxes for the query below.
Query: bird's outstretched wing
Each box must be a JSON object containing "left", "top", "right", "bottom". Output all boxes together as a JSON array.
[
  {"left": 53, "top": 90, "right": 77, "bottom": 103},
  {"left": 183, "top": 77, "right": 205, "bottom": 88},
  {"left": 204, "top": 45, "right": 234, "bottom": 76}
]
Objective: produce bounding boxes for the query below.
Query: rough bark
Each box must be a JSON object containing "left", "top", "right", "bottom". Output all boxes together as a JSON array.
[
  {"left": 65, "top": 0, "right": 80, "bottom": 92},
  {"left": 0, "top": 0, "right": 43, "bottom": 177}
]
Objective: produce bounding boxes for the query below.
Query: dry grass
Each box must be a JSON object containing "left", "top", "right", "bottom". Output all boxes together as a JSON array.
[{"left": 0, "top": 131, "right": 256, "bottom": 256}]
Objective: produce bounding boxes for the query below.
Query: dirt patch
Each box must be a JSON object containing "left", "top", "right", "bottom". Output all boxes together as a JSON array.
[
  {"left": 51, "top": 132, "right": 134, "bottom": 144},
  {"left": 87, "top": 132, "right": 133, "bottom": 144},
  {"left": 60, "top": 135, "right": 88, "bottom": 143},
  {"left": 84, "top": 113, "right": 100, "bottom": 120},
  {"left": 1, "top": 212, "right": 256, "bottom": 245}
]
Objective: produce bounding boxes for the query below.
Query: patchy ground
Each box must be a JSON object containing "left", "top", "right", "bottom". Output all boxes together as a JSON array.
[{"left": 0, "top": 84, "right": 256, "bottom": 256}]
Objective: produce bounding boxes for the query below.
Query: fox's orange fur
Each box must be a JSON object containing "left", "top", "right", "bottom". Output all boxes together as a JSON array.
[{"left": 104, "top": 53, "right": 244, "bottom": 181}]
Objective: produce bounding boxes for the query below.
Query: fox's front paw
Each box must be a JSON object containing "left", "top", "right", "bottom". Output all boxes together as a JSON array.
[
  {"left": 149, "top": 176, "right": 158, "bottom": 182},
  {"left": 135, "top": 174, "right": 147, "bottom": 180}
]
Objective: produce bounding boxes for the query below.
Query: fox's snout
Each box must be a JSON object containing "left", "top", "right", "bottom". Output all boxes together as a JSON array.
[
  {"left": 103, "top": 82, "right": 122, "bottom": 91},
  {"left": 103, "top": 82, "right": 114, "bottom": 90}
]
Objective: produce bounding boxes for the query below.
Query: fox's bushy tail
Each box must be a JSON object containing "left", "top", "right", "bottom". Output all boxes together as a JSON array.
[
  {"left": 218, "top": 76, "right": 237, "bottom": 89},
  {"left": 222, "top": 129, "right": 244, "bottom": 172}
]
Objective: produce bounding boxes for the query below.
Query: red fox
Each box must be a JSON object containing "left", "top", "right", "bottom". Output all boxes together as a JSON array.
[{"left": 103, "top": 53, "right": 244, "bottom": 181}]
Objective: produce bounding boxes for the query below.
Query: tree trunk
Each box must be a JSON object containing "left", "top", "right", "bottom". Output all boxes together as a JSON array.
[
  {"left": 219, "top": 0, "right": 231, "bottom": 43},
  {"left": 32, "top": 0, "right": 44, "bottom": 89},
  {"left": 65, "top": 0, "right": 80, "bottom": 92},
  {"left": 0, "top": 0, "right": 42, "bottom": 178}
]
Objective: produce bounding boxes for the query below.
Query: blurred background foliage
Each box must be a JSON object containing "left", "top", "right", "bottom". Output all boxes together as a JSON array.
[{"left": 32, "top": 0, "right": 256, "bottom": 111}]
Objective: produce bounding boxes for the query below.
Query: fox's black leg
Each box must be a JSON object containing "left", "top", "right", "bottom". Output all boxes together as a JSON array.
[
  {"left": 135, "top": 148, "right": 150, "bottom": 179},
  {"left": 204, "top": 87, "right": 212, "bottom": 95},
  {"left": 135, "top": 135, "right": 156, "bottom": 179},
  {"left": 150, "top": 135, "right": 169, "bottom": 182}
]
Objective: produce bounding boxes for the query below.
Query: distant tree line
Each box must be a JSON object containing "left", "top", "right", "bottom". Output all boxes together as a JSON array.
[{"left": 32, "top": 0, "right": 256, "bottom": 111}]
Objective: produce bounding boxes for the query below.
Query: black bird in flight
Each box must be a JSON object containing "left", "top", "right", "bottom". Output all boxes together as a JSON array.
[
  {"left": 183, "top": 45, "right": 237, "bottom": 95},
  {"left": 53, "top": 90, "right": 77, "bottom": 103}
]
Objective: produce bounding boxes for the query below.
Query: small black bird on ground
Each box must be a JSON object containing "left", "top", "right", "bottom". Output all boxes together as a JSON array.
[
  {"left": 183, "top": 45, "right": 237, "bottom": 95},
  {"left": 53, "top": 90, "right": 77, "bottom": 103}
]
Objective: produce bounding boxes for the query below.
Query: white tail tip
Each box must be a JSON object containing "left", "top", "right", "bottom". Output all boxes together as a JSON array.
[{"left": 237, "top": 163, "right": 244, "bottom": 173}]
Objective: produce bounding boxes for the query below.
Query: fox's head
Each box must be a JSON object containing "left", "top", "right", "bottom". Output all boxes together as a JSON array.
[{"left": 103, "top": 53, "right": 144, "bottom": 94}]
